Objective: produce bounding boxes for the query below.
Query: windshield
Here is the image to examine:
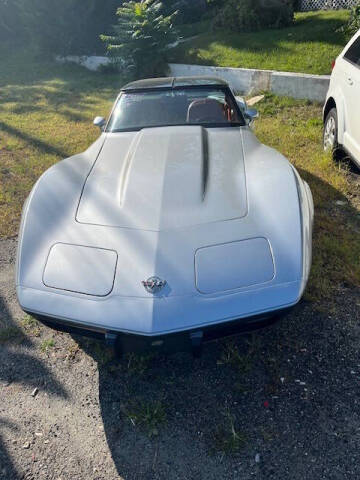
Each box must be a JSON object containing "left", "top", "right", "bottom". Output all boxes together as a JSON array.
[{"left": 107, "top": 87, "right": 244, "bottom": 132}]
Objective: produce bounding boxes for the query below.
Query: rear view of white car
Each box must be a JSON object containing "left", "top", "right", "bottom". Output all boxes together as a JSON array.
[{"left": 323, "top": 29, "right": 360, "bottom": 164}]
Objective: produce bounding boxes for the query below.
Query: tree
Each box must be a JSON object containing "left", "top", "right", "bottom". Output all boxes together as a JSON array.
[
  {"left": 101, "top": 0, "right": 179, "bottom": 78},
  {"left": 1, "top": 0, "right": 120, "bottom": 55},
  {"left": 338, "top": 3, "right": 360, "bottom": 38}
]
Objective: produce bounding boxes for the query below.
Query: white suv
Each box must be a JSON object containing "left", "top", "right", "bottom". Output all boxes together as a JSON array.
[{"left": 323, "top": 30, "right": 360, "bottom": 164}]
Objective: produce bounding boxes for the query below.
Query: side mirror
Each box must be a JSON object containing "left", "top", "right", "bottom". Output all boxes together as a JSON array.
[
  {"left": 235, "top": 96, "right": 259, "bottom": 125},
  {"left": 244, "top": 108, "right": 259, "bottom": 125},
  {"left": 93, "top": 116, "right": 106, "bottom": 130}
]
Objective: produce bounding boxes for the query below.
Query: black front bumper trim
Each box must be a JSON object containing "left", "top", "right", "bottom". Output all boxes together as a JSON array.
[
  {"left": 190, "top": 331, "right": 204, "bottom": 358},
  {"left": 25, "top": 307, "right": 293, "bottom": 355},
  {"left": 105, "top": 332, "right": 118, "bottom": 347}
]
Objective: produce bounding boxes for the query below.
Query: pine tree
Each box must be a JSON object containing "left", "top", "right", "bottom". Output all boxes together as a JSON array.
[{"left": 101, "top": 0, "right": 179, "bottom": 78}]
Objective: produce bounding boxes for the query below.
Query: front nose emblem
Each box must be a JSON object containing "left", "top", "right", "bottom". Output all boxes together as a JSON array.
[{"left": 142, "top": 276, "right": 167, "bottom": 294}]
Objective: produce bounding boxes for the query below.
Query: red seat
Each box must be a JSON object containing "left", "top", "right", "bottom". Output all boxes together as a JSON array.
[{"left": 187, "top": 98, "right": 226, "bottom": 123}]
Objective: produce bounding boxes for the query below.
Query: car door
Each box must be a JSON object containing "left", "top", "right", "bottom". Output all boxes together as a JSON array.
[{"left": 340, "top": 34, "right": 360, "bottom": 161}]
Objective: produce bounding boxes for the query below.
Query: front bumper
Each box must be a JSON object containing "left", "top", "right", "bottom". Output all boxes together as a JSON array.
[
  {"left": 17, "top": 279, "right": 302, "bottom": 335},
  {"left": 26, "top": 306, "right": 292, "bottom": 355}
]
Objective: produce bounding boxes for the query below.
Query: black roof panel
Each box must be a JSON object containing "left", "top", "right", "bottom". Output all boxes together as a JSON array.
[{"left": 121, "top": 76, "right": 229, "bottom": 91}]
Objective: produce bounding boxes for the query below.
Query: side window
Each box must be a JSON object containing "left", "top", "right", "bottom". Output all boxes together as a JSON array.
[{"left": 344, "top": 37, "right": 360, "bottom": 67}]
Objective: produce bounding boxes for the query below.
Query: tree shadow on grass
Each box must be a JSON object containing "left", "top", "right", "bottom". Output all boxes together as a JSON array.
[
  {"left": 0, "top": 51, "right": 123, "bottom": 119},
  {"left": 75, "top": 170, "right": 360, "bottom": 479},
  {"left": 0, "top": 54, "right": 125, "bottom": 237},
  {"left": 168, "top": 12, "right": 347, "bottom": 68},
  {"left": 0, "top": 121, "right": 69, "bottom": 159}
]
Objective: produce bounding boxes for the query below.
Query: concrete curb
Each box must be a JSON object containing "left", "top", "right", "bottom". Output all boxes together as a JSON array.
[
  {"left": 55, "top": 56, "right": 330, "bottom": 102},
  {"left": 169, "top": 63, "right": 330, "bottom": 102}
]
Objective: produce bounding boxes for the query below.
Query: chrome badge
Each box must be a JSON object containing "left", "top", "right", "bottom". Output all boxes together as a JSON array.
[{"left": 142, "top": 276, "right": 167, "bottom": 294}]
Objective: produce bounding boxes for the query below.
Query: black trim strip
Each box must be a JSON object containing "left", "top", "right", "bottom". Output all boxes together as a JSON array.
[{"left": 25, "top": 307, "right": 293, "bottom": 354}]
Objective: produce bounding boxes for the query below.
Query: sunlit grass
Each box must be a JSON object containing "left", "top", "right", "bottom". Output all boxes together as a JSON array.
[
  {"left": 21, "top": 314, "right": 41, "bottom": 337},
  {"left": 169, "top": 10, "right": 349, "bottom": 75},
  {"left": 40, "top": 338, "right": 55, "bottom": 353},
  {"left": 1, "top": 51, "right": 359, "bottom": 305},
  {"left": 0, "top": 50, "right": 124, "bottom": 237},
  {"left": 255, "top": 93, "right": 360, "bottom": 303}
]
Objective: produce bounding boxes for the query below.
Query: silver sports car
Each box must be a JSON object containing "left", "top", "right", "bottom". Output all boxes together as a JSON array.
[{"left": 16, "top": 76, "right": 313, "bottom": 355}]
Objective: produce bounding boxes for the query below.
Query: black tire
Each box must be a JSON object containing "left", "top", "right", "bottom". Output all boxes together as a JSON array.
[{"left": 323, "top": 108, "right": 338, "bottom": 153}]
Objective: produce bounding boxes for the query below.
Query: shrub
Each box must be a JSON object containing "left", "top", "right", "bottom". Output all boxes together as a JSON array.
[
  {"left": 214, "top": 0, "right": 294, "bottom": 32},
  {"left": 260, "top": 0, "right": 294, "bottom": 28},
  {"left": 337, "top": 3, "right": 360, "bottom": 38},
  {"left": 214, "top": 0, "right": 259, "bottom": 32},
  {"left": 161, "top": 0, "right": 207, "bottom": 24},
  {"left": 101, "top": 0, "right": 179, "bottom": 79}
]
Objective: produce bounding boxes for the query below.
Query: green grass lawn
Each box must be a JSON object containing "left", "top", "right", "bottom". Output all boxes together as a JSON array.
[
  {"left": 1, "top": 53, "right": 360, "bottom": 302},
  {"left": 0, "top": 51, "right": 124, "bottom": 237},
  {"left": 254, "top": 94, "right": 360, "bottom": 302},
  {"left": 169, "top": 10, "right": 350, "bottom": 75}
]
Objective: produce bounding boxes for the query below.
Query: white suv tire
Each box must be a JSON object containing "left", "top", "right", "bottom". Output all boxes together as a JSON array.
[{"left": 323, "top": 108, "right": 338, "bottom": 153}]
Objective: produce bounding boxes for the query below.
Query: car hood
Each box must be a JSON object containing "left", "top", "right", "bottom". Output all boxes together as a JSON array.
[{"left": 76, "top": 126, "right": 247, "bottom": 231}]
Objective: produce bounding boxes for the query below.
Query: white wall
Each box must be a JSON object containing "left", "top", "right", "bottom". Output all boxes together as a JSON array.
[
  {"left": 56, "top": 55, "right": 111, "bottom": 71},
  {"left": 169, "top": 64, "right": 330, "bottom": 102},
  {"left": 55, "top": 56, "right": 330, "bottom": 102}
]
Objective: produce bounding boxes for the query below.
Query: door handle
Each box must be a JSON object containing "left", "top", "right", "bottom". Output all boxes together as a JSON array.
[{"left": 347, "top": 77, "right": 354, "bottom": 86}]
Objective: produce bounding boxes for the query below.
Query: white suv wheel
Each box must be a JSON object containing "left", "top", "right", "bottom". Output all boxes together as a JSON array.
[{"left": 323, "top": 108, "right": 338, "bottom": 152}]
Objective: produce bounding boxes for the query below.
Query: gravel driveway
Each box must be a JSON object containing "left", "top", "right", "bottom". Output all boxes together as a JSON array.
[{"left": 1, "top": 236, "right": 360, "bottom": 480}]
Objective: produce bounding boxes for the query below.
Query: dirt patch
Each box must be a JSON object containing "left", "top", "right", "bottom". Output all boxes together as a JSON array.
[{"left": 1, "top": 238, "right": 360, "bottom": 480}]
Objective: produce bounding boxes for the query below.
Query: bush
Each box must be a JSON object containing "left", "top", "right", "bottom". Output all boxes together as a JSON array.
[
  {"left": 214, "top": 0, "right": 259, "bottom": 31},
  {"left": 101, "top": 0, "right": 179, "bottom": 79},
  {"left": 214, "top": 0, "right": 294, "bottom": 32},
  {"left": 338, "top": 3, "right": 360, "bottom": 38},
  {"left": 260, "top": 0, "right": 294, "bottom": 28},
  {"left": 161, "top": 0, "right": 207, "bottom": 24}
]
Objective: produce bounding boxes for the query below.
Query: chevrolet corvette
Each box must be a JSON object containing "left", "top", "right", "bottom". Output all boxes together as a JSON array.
[{"left": 16, "top": 76, "right": 313, "bottom": 355}]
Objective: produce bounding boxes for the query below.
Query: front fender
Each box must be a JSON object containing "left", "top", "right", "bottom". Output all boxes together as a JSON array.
[{"left": 16, "top": 135, "right": 106, "bottom": 287}]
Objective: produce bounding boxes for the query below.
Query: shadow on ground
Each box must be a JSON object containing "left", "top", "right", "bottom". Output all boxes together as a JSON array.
[
  {"left": 1, "top": 163, "right": 359, "bottom": 478},
  {"left": 0, "top": 269, "right": 68, "bottom": 479},
  {"left": 74, "top": 168, "right": 360, "bottom": 479},
  {"left": 0, "top": 50, "right": 123, "bottom": 120},
  {"left": 76, "top": 292, "right": 360, "bottom": 479},
  {"left": 1, "top": 50, "right": 360, "bottom": 475},
  {"left": 168, "top": 12, "right": 347, "bottom": 68}
]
